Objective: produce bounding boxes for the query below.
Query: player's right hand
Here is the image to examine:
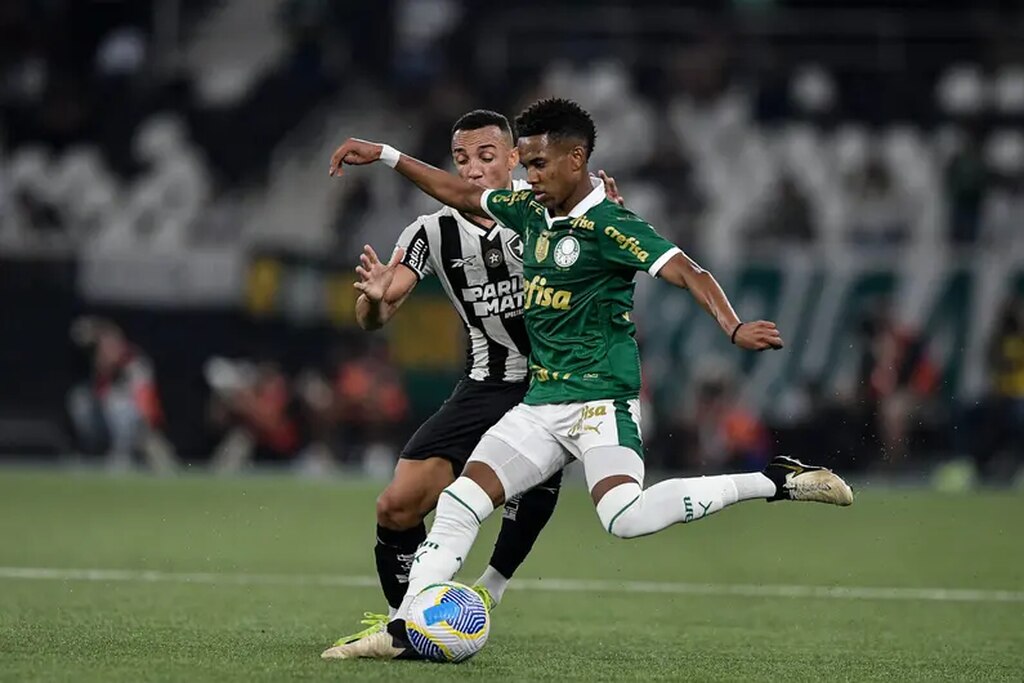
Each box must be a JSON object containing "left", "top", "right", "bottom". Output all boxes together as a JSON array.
[
  {"left": 598, "top": 170, "right": 625, "bottom": 207},
  {"left": 354, "top": 245, "right": 404, "bottom": 303},
  {"left": 733, "top": 320, "right": 784, "bottom": 351},
  {"left": 329, "top": 138, "right": 383, "bottom": 176}
]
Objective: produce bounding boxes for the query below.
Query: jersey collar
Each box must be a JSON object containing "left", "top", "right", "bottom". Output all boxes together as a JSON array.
[
  {"left": 544, "top": 176, "right": 605, "bottom": 229},
  {"left": 454, "top": 209, "right": 492, "bottom": 237}
]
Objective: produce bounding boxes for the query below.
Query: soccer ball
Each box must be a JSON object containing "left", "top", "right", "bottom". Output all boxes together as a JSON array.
[{"left": 404, "top": 582, "right": 490, "bottom": 663}]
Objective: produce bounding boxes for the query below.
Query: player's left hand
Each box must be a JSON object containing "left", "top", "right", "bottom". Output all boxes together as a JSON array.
[
  {"left": 354, "top": 245, "right": 403, "bottom": 302},
  {"left": 598, "top": 170, "right": 625, "bottom": 206},
  {"left": 733, "top": 320, "right": 784, "bottom": 351},
  {"left": 329, "top": 138, "right": 384, "bottom": 177}
]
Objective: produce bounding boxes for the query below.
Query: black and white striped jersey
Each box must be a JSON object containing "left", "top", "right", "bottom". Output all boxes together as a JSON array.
[{"left": 394, "top": 197, "right": 529, "bottom": 383}]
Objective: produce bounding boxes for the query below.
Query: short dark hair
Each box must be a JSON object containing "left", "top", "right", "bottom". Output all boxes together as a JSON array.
[
  {"left": 514, "top": 98, "right": 597, "bottom": 158},
  {"left": 450, "top": 109, "right": 515, "bottom": 144}
]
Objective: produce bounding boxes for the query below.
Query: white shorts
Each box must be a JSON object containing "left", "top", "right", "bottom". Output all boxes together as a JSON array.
[{"left": 468, "top": 398, "right": 645, "bottom": 499}]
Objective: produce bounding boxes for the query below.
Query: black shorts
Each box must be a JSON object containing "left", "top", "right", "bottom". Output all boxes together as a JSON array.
[{"left": 402, "top": 378, "right": 528, "bottom": 475}]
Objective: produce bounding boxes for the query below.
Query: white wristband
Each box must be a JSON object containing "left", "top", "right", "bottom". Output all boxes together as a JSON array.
[{"left": 378, "top": 144, "right": 401, "bottom": 168}]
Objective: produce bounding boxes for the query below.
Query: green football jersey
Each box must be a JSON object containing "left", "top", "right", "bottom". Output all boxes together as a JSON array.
[{"left": 481, "top": 182, "right": 680, "bottom": 405}]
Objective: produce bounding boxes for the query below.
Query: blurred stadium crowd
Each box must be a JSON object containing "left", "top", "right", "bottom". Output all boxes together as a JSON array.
[{"left": 0, "top": 0, "right": 1021, "bottom": 481}]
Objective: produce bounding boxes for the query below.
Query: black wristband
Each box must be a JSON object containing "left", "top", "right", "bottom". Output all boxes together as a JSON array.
[{"left": 731, "top": 322, "right": 745, "bottom": 345}]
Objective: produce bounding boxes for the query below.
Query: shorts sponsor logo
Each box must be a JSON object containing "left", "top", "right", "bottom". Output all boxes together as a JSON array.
[
  {"left": 569, "top": 404, "right": 607, "bottom": 437},
  {"left": 569, "top": 421, "right": 601, "bottom": 437}
]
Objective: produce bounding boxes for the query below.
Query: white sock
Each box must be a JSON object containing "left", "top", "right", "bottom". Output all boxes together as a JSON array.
[
  {"left": 595, "top": 473, "right": 775, "bottom": 539},
  {"left": 475, "top": 565, "right": 510, "bottom": 605},
  {"left": 387, "top": 606, "right": 397, "bottom": 620},
  {"left": 731, "top": 472, "right": 777, "bottom": 500},
  {"left": 394, "top": 477, "right": 495, "bottom": 620}
]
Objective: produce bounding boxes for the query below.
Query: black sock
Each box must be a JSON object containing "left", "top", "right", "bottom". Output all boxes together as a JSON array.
[
  {"left": 487, "top": 468, "right": 563, "bottom": 579},
  {"left": 374, "top": 523, "right": 426, "bottom": 610}
]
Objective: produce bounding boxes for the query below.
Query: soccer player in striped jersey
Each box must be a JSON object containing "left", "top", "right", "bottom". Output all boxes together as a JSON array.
[
  {"left": 324, "top": 98, "right": 852, "bottom": 661},
  {"left": 327, "top": 109, "right": 624, "bottom": 650}
]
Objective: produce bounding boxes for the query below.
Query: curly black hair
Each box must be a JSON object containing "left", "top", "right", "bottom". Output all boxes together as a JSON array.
[{"left": 514, "top": 98, "right": 597, "bottom": 158}]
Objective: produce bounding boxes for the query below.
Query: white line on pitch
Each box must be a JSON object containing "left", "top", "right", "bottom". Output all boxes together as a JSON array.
[{"left": 0, "top": 567, "right": 1020, "bottom": 604}]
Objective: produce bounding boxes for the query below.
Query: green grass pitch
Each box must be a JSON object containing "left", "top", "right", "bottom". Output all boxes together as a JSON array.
[{"left": 1, "top": 470, "right": 1022, "bottom": 681}]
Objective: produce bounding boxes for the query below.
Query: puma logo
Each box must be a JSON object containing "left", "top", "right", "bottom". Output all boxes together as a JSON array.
[{"left": 569, "top": 421, "right": 602, "bottom": 437}]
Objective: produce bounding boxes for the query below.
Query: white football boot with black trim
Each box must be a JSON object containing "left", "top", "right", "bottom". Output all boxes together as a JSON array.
[{"left": 764, "top": 455, "right": 854, "bottom": 506}]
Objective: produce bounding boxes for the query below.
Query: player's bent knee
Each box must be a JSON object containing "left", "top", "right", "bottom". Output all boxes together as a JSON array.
[
  {"left": 375, "top": 490, "right": 425, "bottom": 530},
  {"left": 595, "top": 481, "right": 645, "bottom": 539},
  {"left": 583, "top": 446, "right": 644, "bottom": 505},
  {"left": 589, "top": 473, "right": 640, "bottom": 507},
  {"left": 376, "top": 457, "right": 454, "bottom": 529}
]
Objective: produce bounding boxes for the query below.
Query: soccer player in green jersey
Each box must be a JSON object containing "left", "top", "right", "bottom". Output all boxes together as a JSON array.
[{"left": 323, "top": 98, "right": 853, "bottom": 660}]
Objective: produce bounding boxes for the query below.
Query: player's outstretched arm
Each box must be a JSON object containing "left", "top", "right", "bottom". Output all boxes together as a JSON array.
[
  {"left": 354, "top": 245, "right": 418, "bottom": 330},
  {"left": 657, "top": 252, "right": 784, "bottom": 351},
  {"left": 329, "top": 138, "right": 486, "bottom": 217}
]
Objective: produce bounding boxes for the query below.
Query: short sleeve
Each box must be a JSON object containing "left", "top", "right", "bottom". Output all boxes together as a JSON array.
[
  {"left": 599, "top": 216, "right": 681, "bottom": 276},
  {"left": 394, "top": 221, "right": 433, "bottom": 279},
  {"left": 480, "top": 188, "right": 535, "bottom": 235}
]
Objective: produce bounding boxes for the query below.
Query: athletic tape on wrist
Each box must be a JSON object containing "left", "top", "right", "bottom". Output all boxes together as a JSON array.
[{"left": 379, "top": 144, "right": 401, "bottom": 168}]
